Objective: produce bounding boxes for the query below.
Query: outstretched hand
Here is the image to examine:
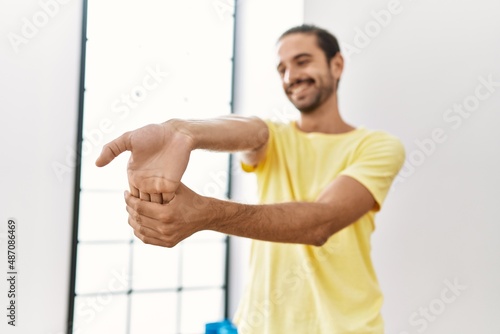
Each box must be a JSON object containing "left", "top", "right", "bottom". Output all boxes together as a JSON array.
[{"left": 95, "top": 122, "right": 194, "bottom": 201}]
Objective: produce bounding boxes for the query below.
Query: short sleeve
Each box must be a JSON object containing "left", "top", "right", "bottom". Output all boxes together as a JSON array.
[
  {"left": 339, "top": 132, "right": 406, "bottom": 211},
  {"left": 240, "top": 160, "right": 258, "bottom": 172},
  {"left": 240, "top": 120, "right": 277, "bottom": 173}
]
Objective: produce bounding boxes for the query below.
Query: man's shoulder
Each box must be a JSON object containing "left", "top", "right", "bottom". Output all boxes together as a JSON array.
[
  {"left": 354, "top": 128, "right": 406, "bottom": 162},
  {"left": 264, "top": 120, "right": 295, "bottom": 130},
  {"left": 357, "top": 127, "right": 404, "bottom": 146},
  {"left": 264, "top": 121, "right": 404, "bottom": 152},
  {"left": 262, "top": 120, "right": 297, "bottom": 140}
]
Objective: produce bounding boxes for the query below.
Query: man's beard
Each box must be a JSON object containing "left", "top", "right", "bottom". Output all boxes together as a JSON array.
[{"left": 289, "top": 79, "right": 335, "bottom": 114}]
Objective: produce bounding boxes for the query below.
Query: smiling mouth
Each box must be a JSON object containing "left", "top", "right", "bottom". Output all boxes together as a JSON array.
[{"left": 287, "top": 79, "right": 315, "bottom": 97}]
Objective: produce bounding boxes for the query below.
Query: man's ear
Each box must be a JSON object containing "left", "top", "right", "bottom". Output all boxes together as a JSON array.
[{"left": 329, "top": 52, "right": 344, "bottom": 81}]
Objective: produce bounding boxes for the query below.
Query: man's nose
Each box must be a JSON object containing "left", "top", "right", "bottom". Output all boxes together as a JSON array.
[{"left": 283, "top": 67, "right": 298, "bottom": 86}]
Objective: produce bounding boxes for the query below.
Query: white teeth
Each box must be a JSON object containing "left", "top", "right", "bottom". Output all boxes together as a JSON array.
[
  {"left": 291, "top": 82, "right": 310, "bottom": 96},
  {"left": 293, "top": 85, "right": 307, "bottom": 94}
]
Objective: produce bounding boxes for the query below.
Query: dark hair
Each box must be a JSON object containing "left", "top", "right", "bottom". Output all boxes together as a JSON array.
[{"left": 278, "top": 24, "right": 341, "bottom": 64}]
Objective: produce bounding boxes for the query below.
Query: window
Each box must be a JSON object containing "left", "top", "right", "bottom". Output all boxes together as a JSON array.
[{"left": 69, "top": 1, "right": 236, "bottom": 333}]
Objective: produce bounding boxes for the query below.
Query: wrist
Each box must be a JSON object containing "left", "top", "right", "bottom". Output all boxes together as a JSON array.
[
  {"left": 164, "top": 119, "right": 196, "bottom": 151},
  {"left": 202, "top": 197, "right": 229, "bottom": 232}
]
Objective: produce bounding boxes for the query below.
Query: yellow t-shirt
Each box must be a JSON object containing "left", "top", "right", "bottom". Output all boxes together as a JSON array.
[{"left": 234, "top": 121, "right": 405, "bottom": 334}]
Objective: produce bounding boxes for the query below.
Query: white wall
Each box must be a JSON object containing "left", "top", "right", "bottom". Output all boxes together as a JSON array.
[
  {"left": 0, "top": 0, "right": 82, "bottom": 333},
  {"left": 303, "top": 0, "right": 500, "bottom": 333}
]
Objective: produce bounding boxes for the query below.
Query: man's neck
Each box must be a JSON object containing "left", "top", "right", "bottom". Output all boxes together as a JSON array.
[{"left": 296, "top": 94, "right": 355, "bottom": 134}]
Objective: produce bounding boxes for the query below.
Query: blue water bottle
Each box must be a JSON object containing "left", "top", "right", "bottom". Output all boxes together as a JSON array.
[{"left": 205, "top": 319, "right": 238, "bottom": 334}]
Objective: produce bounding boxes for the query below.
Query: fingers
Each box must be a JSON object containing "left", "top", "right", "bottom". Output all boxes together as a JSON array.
[
  {"left": 95, "top": 132, "right": 131, "bottom": 167},
  {"left": 126, "top": 204, "right": 164, "bottom": 232},
  {"left": 125, "top": 186, "right": 203, "bottom": 248},
  {"left": 139, "top": 191, "right": 151, "bottom": 202},
  {"left": 128, "top": 214, "right": 171, "bottom": 247},
  {"left": 130, "top": 186, "right": 140, "bottom": 198},
  {"left": 150, "top": 193, "right": 163, "bottom": 204},
  {"left": 124, "top": 191, "right": 167, "bottom": 221},
  {"left": 131, "top": 172, "right": 180, "bottom": 198},
  {"left": 133, "top": 229, "right": 171, "bottom": 247},
  {"left": 126, "top": 196, "right": 179, "bottom": 248},
  {"left": 130, "top": 186, "right": 164, "bottom": 204}
]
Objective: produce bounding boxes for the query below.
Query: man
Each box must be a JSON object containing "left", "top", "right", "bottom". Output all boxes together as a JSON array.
[{"left": 96, "top": 25, "right": 405, "bottom": 333}]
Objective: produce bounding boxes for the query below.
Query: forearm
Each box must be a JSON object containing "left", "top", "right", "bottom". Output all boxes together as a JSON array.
[
  {"left": 205, "top": 198, "right": 346, "bottom": 246},
  {"left": 124, "top": 169, "right": 374, "bottom": 248},
  {"left": 167, "top": 115, "right": 268, "bottom": 152}
]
